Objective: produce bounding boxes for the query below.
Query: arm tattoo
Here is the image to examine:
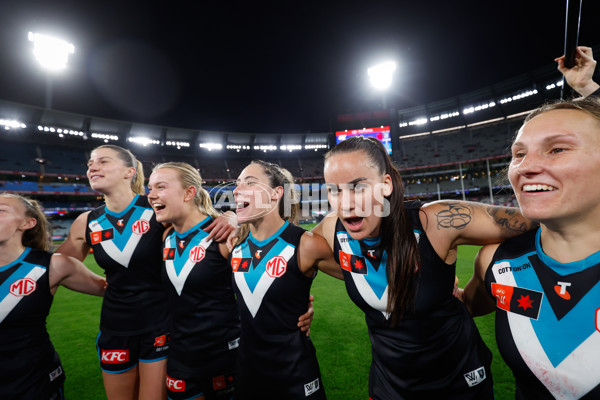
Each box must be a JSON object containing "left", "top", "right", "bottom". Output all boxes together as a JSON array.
[
  {"left": 486, "top": 206, "right": 535, "bottom": 233},
  {"left": 435, "top": 202, "right": 473, "bottom": 230}
]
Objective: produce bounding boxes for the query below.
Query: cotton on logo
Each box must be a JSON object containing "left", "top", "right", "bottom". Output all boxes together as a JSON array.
[
  {"left": 132, "top": 219, "right": 150, "bottom": 235},
  {"left": 189, "top": 245, "right": 206, "bottom": 263},
  {"left": 101, "top": 350, "right": 129, "bottom": 364},
  {"left": 10, "top": 278, "right": 37, "bottom": 296},
  {"left": 166, "top": 375, "right": 185, "bottom": 392},
  {"left": 265, "top": 256, "right": 287, "bottom": 278}
]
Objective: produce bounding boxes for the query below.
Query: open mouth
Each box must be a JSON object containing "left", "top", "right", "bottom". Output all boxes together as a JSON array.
[
  {"left": 152, "top": 203, "right": 166, "bottom": 212},
  {"left": 344, "top": 216, "right": 364, "bottom": 230},
  {"left": 236, "top": 201, "right": 250, "bottom": 211},
  {"left": 522, "top": 184, "right": 556, "bottom": 193}
]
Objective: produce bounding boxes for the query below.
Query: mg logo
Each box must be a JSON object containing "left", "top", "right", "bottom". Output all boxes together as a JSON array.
[
  {"left": 189, "top": 245, "right": 206, "bottom": 263},
  {"left": 132, "top": 219, "right": 150, "bottom": 235},
  {"left": 265, "top": 256, "right": 287, "bottom": 278},
  {"left": 10, "top": 278, "right": 37, "bottom": 296}
]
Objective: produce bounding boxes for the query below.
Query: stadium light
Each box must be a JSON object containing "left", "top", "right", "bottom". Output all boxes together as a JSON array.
[
  {"left": 368, "top": 61, "right": 397, "bottom": 91},
  {"left": 28, "top": 32, "right": 74, "bottom": 71}
]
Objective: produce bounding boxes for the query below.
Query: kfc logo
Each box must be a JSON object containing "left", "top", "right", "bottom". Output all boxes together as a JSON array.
[
  {"left": 265, "top": 256, "right": 287, "bottom": 278},
  {"left": 10, "top": 278, "right": 37, "bottom": 297},
  {"left": 101, "top": 350, "right": 129, "bottom": 364},
  {"left": 166, "top": 375, "right": 185, "bottom": 392},
  {"left": 132, "top": 219, "right": 150, "bottom": 235}
]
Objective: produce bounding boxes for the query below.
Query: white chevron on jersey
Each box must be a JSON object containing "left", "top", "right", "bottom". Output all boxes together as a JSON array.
[
  {"left": 88, "top": 208, "right": 154, "bottom": 268},
  {"left": 165, "top": 235, "right": 213, "bottom": 296},
  {"left": 234, "top": 244, "right": 294, "bottom": 318},
  {"left": 0, "top": 266, "right": 46, "bottom": 324},
  {"left": 493, "top": 261, "right": 600, "bottom": 399},
  {"left": 337, "top": 232, "right": 389, "bottom": 319}
]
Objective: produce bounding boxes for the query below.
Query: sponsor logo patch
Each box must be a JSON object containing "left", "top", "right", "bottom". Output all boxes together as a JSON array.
[
  {"left": 491, "top": 283, "right": 543, "bottom": 320},
  {"left": 9, "top": 278, "right": 37, "bottom": 296},
  {"left": 304, "top": 378, "right": 320, "bottom": 396},
  {"left": 189, "top": 245, "right": 206, "bottom": 263},
  {"left": 463, "top": 366, "right": 486, "bottom": 387},
  {"left": 49, "top": 366, "right": 63, "bottom": 382},
  {"left": 163, "top": 248, "right": 176, "bottom": 260},
  {"left": 339, "top": 251, "right": 367, "bottom": 275},
  {"left": 131, "top": 219, "right": 150, "bottom": 235},
  {"left": 228, "top": 337, "right": 240, "bottom": 350},
  {"left": 91, "top": 228, "right": 114, "bottom": 244},
  {"left": 231, "top": 257, "right": 252, "bottom": 272},
  {"left": 101, "top": 350, "right": 129, "bottom": 364},
  {"left": 554, "top": 281, "right": 572, "bottom": 300},
  {"left": 154, "top": 334, "right": 168, "bottom": 347},
  {"left": 265, "top": 256, "right": 287, "bottom": 278},
  {"left": 213, "top": 375, "right": 226, "bottom": 390},
  {"left": 166, "top": 375, "right": 185, "bottom": 392}
]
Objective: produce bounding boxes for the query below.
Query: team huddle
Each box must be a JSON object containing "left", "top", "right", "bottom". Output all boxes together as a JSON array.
[{"left": 1, "top": 47, "right": 600, "bottom": 400}]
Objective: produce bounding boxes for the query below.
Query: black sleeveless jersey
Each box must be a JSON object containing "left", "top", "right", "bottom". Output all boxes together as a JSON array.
[
  {"left": 231, "top": 222, "right": 325, "bottom": 399},
  {"left": 0, "top": 248, "right": 65, "bottom": 399},
  {"left": 485, "top": 228, "right": 600, "bottom": 400},
  {"left": 333, "top": 201, "right": 493, "bottom": 400},
  {"left": 162, "top": 217, "right": 240, "bottom": 376},
  {"left": 85, "top": 194, "right": 169, "bottom": 335}
]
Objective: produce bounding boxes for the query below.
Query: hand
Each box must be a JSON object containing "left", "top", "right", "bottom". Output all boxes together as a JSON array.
[
  {"left": 297, "top": 294, "right": 314, "bottom": 336},
  {"left": 204, "top": 211, "right": 237, "bottom": 242},
  {"left": 556, "top": 46, "right": 600, "bottom": 97}
]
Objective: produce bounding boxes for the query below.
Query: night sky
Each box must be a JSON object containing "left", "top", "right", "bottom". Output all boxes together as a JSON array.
[{"left": 0, "top": 1, "right": 598, "bottom": 133}]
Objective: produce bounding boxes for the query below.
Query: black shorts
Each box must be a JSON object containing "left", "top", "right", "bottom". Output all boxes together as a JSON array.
[
  {"left": 96, "top": 328, "right": 170, "bottom": 373},
  {"left": 166, "top": 368, "right": 235, "bottom": 400}
]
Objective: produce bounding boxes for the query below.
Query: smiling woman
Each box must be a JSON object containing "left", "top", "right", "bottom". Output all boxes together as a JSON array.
[{"left": 463, "top": 97, "right": 600, "bottom": 400}]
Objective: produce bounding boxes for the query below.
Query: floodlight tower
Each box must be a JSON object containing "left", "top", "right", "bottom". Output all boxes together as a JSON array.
[{"left": 28, "top": 32, "right": 75, "bottom": 109}]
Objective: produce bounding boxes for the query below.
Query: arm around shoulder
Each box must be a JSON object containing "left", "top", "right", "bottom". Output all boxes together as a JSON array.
[
  {"left": 55, "top": 211, "right": 91, "bottom": 261},
  {"left": 49, "top": 253, "right": 106, "bottom": 296},
  {"left": 299, "top": 231, "right": 343, "bottom": 280},
  {"left": 462, "top": 244, "right": 498, "bottom": 317}
]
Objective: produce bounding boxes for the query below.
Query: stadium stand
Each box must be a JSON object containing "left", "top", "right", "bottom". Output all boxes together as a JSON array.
[{"left": 2, "top": 45, "right": 597, "bottom": 217}]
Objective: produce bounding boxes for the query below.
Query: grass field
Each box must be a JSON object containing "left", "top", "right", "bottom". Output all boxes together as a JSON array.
[{"left": 47, "top": 238, "right": 515, "bottom": 399}]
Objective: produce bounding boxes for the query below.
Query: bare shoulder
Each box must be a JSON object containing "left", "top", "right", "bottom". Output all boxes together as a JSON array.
[{"left": 310, "top": 212, "right": 338, "bottom": 249}]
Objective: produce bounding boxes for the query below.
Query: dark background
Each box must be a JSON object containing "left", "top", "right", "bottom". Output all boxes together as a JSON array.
[{"left": 0, "top": 1, "right": 598, "bottom": 133}]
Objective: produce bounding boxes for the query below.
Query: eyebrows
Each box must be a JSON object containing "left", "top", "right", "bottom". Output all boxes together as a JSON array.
[
  {"left": 326, "top": 177, "right": 369, "bottom": 190},
  {"left": 512, "top": 133, "right": 580, "bottom": 150}
]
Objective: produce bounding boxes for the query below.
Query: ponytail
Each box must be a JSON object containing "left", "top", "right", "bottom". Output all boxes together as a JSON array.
[{"left": 325, "top": 136, "right": 419, "bottom": 323}]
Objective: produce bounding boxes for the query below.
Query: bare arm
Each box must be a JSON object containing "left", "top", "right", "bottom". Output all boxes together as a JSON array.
[
  {"left": 55, "top": 212, "right": 91, "bottom": 261},
  {"left": 49, "top": 253, "right": 106, "bottom": 296},
  {"left": 420, "top": 201, "right": 536, "bottom": 263},
  {"left": 462, "top": 244, "right": 498, "bottom": 317},
  {"left": 310, "top": 212, "right": 338, "bottom": 251},
  {"left": 299, "top": 231, "right": 343, "bottom": 280}
]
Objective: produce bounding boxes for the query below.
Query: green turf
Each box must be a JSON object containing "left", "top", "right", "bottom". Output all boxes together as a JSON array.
[{"left": 47, "top": 242, "right": 515, "bottom": 399}]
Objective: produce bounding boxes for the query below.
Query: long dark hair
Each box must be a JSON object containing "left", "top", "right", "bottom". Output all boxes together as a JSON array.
[{"left": 325, "top": 136, "right": 420, "bottom": 323}]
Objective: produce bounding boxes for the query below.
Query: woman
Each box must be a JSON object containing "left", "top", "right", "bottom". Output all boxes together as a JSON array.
[
  {"left": 57, "top": 145, "right": 234, "bottom": 400},
  {"left": 462, "top": 97, "right": 600, "bottom": 399},
  {"left": 312, "top": 136, "right": 536, "bottom": 399},
  {"left": 231, "top": 160, "right": 341, "bottom": 399},
  {"left": 147, "top": 161, "right": 317, "bottom": 400},
  {"left": 148, "top": 162, "right": 239, "bottom": 400},
  {"left": 0, "top": 193, "right": 105, "bottom": 400}
]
